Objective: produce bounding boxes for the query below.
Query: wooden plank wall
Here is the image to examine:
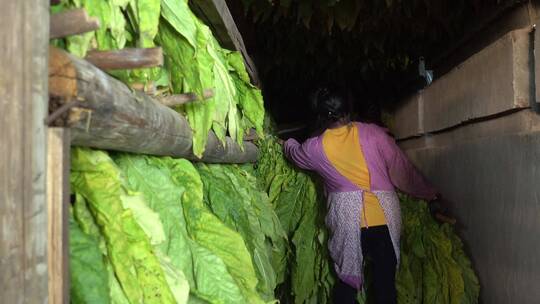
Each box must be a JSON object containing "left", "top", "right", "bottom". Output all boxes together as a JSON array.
[
  {"left": 47, "top": 128, "right": 70, "bottom": 304},
  {"left": 0, "top": 0, "right": 50, "bottom": 303}
]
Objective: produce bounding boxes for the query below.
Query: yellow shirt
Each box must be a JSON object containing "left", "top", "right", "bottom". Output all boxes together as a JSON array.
[{"left": 322, "top": 124, "right": 387, "bottom": 227}]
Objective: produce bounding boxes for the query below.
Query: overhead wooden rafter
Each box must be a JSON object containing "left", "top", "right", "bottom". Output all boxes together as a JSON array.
[{"left": 190, "top": 0, "right": 261, "bottom": 87}]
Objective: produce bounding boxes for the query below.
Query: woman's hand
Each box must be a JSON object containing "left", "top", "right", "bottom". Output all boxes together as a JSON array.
[
  {"left": 428, "top": 194, "right": 456, "bottom": 224},
  {"left": 428, "top": 199, "right": 445, "bottom": 216}
]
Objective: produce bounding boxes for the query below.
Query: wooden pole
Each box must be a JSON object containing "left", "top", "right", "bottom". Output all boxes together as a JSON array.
[
  {"left": 157, "top": 89, "right": 214, "bottom": 107},
  {"left": 47, "top": 128, "right": 70, "bottom": 304},
  {"left": 49, "top": 47, "right": 258, "bottom": 163},
  {"left": 85, "top": 47, "right": 163, "bottom": 70},
  {"left": 50, "top": 8, "right": 100, "bottom": 39},
  {"left": 0, "top": 0, "right": 49, "bottom": 302}
]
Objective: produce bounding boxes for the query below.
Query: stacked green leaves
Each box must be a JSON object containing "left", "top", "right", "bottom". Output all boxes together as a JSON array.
[
  {"left": 52, "top": 0, "right": 264, "bottom": 157},
  {"left": 71, "top": 148, "right": 272, "bottom": 304},
  {"left": 255, "top": 136, "right": 335, "bottom": 304},
  {"left": 70, "top": 148, "right": 187, "bottom": 304},
  {"left": 69, "top": 138, "right": 336, "bottom": 304},
  {"left": 395, "top": 195, "right": 480, "bottom": 304},
  {"left": 195, "top": 163, "right": 287, "bottom": 301}
]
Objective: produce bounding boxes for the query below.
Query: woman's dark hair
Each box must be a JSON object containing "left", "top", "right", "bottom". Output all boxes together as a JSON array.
[{"left": 310, "top": 84, "right": 351, "bottom": 135}]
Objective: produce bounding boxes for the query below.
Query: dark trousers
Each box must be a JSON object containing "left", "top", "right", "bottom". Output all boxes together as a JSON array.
[{"left": 332, "top": 225, "right": 397, "bottom": 304}]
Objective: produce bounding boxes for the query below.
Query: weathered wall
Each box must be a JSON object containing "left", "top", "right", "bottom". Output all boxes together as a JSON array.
[{"left": 391, "top": 28, "right": 540, "bottom": 304}]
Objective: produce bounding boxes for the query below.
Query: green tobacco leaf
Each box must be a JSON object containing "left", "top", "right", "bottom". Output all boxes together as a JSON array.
[
  {"left": 159, "top": 4, "right": 217, "bottom": 156},
  {"left": 255, "top": 135, "right": 335, "bottom": 303},
  {"left": 227, "top": 52, "right": 265, "bottom": 136},
  {"left": 123, "top": 0, "right": 161, "bottom": 83},
  {"left": 443, "top": 225, "right": 480, "bottom": 304},
  {"left": 71, "top": 148, "right": 176, "bottom": 304},
  {"left": 196, "top": 164, "right": 286, "bottom": 300},
  {"left": 114, "top": 154, "right": 260, "bottom": 304},
  {"left": 206, "top": 37, "right": 238, "bottom": 144},
  {"left": 179, "top": 163, "right": 265, "bottom": 304},
  {"left": 334, "top": 0, "right": 360, "bottom": 30},
  {"left": 398, "top": 195, "right": 479, "bottom": 304},
  {"left": 135, "top": 0, "right": 160, "bottom": 48},
  {"left": 160, "top": 0, "right": 197, "bottom": 48},
  {"left": 73, "top": 193, "right": 132, "bottom": 303},
  {"left": 69, "top": 209, "right": 111, "bottom": 304}
]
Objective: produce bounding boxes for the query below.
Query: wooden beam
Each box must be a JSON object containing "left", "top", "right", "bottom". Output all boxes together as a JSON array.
[
  {"left": 47, "top": 128, "right": 70, "bottom": 304},
  {"left": 0, "top": 0, "right": 49, "bottom": 302},
  {"left": 50, "top": 8, "right": 100, "bottom": 39},
  {"left": 157, "top": 89, "right": 214, "bottom": 107},
  {"left": 49, "top": 47, "right": 258, "bottom": 163},
  {"left": 85, "top": 47, "right": 163, "bottom": 70},
  {"left": 189, "top": 0, "right": 261, "bottom": 86}
]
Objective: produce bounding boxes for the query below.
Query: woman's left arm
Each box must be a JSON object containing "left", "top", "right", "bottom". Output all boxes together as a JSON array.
[
  {"left": 379, "top": 132, "right": 438, "bottom": 200},
  {"left": 283, "top": 138, "right": 317, "bottom": 171}
]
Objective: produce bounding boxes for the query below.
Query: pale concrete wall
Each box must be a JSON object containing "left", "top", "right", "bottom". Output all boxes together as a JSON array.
[
  {"left": 403, "top": 111, "right": 540, "bottom": 304},
  {"left": 423, "top": 28, "right": 531, "bottom": 132},
  {"left": 393, "top": 28, "right": 532, "bottom": 139},
  {"left": 391, "top": 28, "right": 540, "bottom": 304}
]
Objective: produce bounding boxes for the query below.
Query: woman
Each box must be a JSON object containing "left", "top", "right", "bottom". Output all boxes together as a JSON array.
[{"left": 282, "top": 86, "right": 438, "bottom": 304}]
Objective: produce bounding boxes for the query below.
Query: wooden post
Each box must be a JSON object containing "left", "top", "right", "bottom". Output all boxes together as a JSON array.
[
  {"left": 47, "top": 128, "right": 70, "bottom": 304},
  {"left": 0, "top": 0, "right": 49, "bottom": 302}
]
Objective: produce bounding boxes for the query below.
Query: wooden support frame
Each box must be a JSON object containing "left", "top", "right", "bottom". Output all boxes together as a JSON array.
[
  {"left": 0, "top": 0, "right": 49, "bottom": 302},
  {"left": 47, "top": 128, "right": 71, "bottom": 304}
]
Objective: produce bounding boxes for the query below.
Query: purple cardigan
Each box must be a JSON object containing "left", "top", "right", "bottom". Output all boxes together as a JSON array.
[{"left": 283, "top": 122, "right": 436, "bottom": 199}]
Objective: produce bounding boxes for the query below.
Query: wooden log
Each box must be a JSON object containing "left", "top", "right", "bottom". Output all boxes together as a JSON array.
[
  {"left": 1, "top": 0, "right": 49, "bottom": 302},
  {"left": 48, "top": 47, "right": 258, "bottom": 163},
  {"left": 189, "top": 0, "right": 260, "bottom": 86},
  {"left": 85, "top": 47, "right": 163, "bottom": 70},
  {"left": 244, "top": 129, "right": 259, "bottom": 141},
  {"left": 47, "top": 128, "right": 70, "bottom": 304},
  {"left": 157, "top": 89, "right": 214, "bottom": 107},
  {"left": 50, "top": 8, "right": 100, "bottom": 39}
]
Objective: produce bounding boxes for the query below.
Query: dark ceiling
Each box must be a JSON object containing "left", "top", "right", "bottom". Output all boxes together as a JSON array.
[{"left": 228, "top": 0, "right": 522, "bottom": 128}]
